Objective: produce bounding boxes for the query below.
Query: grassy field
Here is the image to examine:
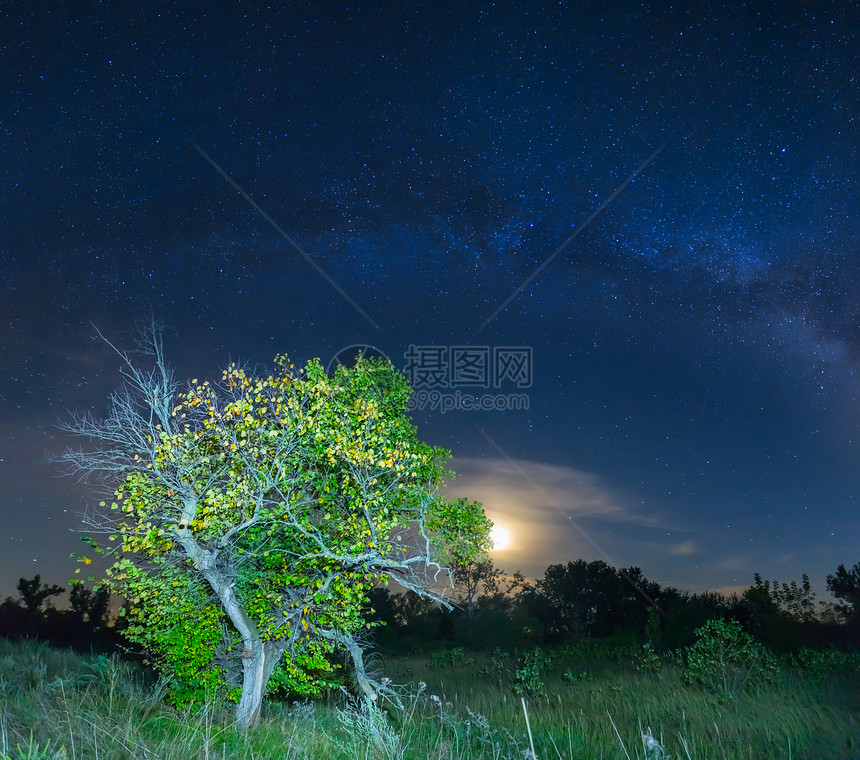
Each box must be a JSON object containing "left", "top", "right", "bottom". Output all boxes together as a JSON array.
[{"left": 0, "top": 638, "right": 858, "bottom": 759}]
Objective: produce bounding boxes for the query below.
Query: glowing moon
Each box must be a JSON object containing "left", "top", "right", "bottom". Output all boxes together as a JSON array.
[{"left": 489, "top": 525, "right": 511, "bottom": 550}]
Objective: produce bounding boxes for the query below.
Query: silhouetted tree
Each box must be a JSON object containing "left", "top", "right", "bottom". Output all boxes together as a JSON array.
[
  {"left": 660, "top": 590, "right": 732, "bottom": 649},
  {"left": 827, "top": 563, "right": 860, "bottom": 646},
  {"left": 827, "top": 563, "right": 860, "bottom": 620},
  {"left": 17, "top": 575, "right": 65, "bottom": 615},
  {"left": 0, "top": 576, "right": 119, "bottom": 652},
  {"left": 449, "top": 560, "right": 531, "bottom": 647},
  {"left": 68, "top": 584, "right": 111, "bottom": 628},
  {"left": 0, "top": 597, "right": 27, "bottom": 639},
  {"left": 453, "top": 560, "right": 503, "bottom": 619},
  {"left": 527, "top": 560, "right": 658, "bottom": 642},
  {"left": 731, "top": 573, "right": 828, "bottom": 651},
  {"left": 616, "top": 566, "right": 663, "bottom": 638}
]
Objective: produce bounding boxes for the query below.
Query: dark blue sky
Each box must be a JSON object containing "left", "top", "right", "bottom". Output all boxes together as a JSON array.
[{"left": 1, "top": 2, "right": 858, "bottom": 601}]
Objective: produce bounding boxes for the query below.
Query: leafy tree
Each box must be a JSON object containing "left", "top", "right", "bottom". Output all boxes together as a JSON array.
[
  {"left": 776, "top": 575, "right": 820, "bottom": 623},
  {"left": 732, "top": 572, "right": 825, "bottom": 650},
  {"left": 68, "top": 583, "right": 111, "bottom": 627},
  {"left": 528, "top": 560, "right": 660, "bottom": 641},
  {"left": 660, "top": 590, "right": 732, "bottom": 649},
  {"left": 450, "top": 560, "right": 530, "bottom": 647},
  {"left": 452, "top": 560, "right": 526, "bottom": 618},
  {"left": 741, "top": 573, "right": 819, "bottom": 624},
  {"left": 16, "top": 575, "right": 65, "bottom": 614},
  {"left": 61, "top": 320, "right": 491, "bottom": 729},
  {"left": 827, "top": 562, "right": 860, "bottom": 622},
  {"left": 735, "top": 574, "right": 781, "bottom": 642}
]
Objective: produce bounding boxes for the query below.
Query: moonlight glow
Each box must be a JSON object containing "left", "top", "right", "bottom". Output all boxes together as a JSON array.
[{"left": 490, "top": 525, "right": 511, "bottom": 551}]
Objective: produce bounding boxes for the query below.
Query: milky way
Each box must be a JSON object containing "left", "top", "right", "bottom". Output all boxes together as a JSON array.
[{"left": 1, "top": 2, "right": 858, "bottom": 598}]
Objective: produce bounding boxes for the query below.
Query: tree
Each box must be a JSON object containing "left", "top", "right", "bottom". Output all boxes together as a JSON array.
[
  {"left": 661, "top": 590, "right": 732, "bottom": 649},
  {"left": 17, "top": 575, "right": 65, "bottom": 614},
  {"left": 68, "top": 583, "right": 111, "bottom": 627},
  {"left": 529, "top": 560, "right": 656, "bottom": 641},
  {"left": 450, "top": 560, "right": 530, "bottom": 647},
  {"left": 61, "top": 320, "right": 491, "bottom": 729},
  {"left": 827, "top": 562, "right": 860, "bottom": 622},
  {"left": 452, "top": 559, "right": 505, "bottom": 619},
  {"left": 0, "top": 575, "right": 65, "bottom": 640},
  {"left": 730, "top": 572, "right": 825, "bottom": 650}
]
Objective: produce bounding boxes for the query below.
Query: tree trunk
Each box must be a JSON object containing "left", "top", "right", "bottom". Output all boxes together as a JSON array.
[
  {"left": 337, "top": 632, "right": 378, "bottom": 708},
  {"left": 180, "top": 532, "right": 285, "bottom": 731},
  {"left": 235, "top": 640, "right": 284, "bottom": 731}
]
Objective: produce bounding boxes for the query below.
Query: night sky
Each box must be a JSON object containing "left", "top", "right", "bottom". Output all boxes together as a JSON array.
[{"left": 2, "top": 2, "right": 859, "bottom": 602}]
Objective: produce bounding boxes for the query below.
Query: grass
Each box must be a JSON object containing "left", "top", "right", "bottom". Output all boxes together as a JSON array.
[
  {"left": 387, "top": 645, "right": 860, "bottom": 759},
  {"left": 0, "top": 638, "right": 858, "bottom": 759}
]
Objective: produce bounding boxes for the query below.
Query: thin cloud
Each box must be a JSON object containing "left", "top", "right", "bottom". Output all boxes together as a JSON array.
[
  {"left": 448, "top": 456, "right": 657, "bottom": 526},
  {"left": 443, "top": 456, "right": 660, "bottom": 578},
  {"left": 720, "top": 555, "right": 750, "bottom": 571},
  {"left": 669, "top": 540, "right": 699, "bottom": 556}
]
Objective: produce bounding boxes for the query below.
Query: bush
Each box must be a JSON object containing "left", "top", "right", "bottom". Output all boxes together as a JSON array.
[
  {"left": 683, "top": 618, "right": 775, "bottom": 701},
  {"left": 634, "top": 643, "right": 662, "bottom": 673},
  {"left": 514, "top": 647, "right": 551, "bottom": 698},
  {"left": 786, "top": 647, "right": 860, "bottom": 680},
  {"left": 429, "top": 647, "right": 475, "bottom": 670}
]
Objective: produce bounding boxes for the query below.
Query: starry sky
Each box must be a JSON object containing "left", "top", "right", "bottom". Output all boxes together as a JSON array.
[{"left": 1, "top": 2, "right": 859, "bottom": 602}]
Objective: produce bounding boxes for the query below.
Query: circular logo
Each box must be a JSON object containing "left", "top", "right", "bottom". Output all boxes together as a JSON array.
[{"left": 326, "top": 344, "right": 392, "bottom": 376}]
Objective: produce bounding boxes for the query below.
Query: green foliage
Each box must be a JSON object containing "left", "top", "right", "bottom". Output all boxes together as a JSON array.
[
  {"left": 514, "top": 647, "right": 550, "bottom": 698},
  {"left": 2, "top": 639, "right": 860, "bottom": 760},
  {"left": 634, "top": 642, "right": 662, "bottom": 673},
  {"left": 116, "top": 562, "right": 232, "bottom": 708},
  {"left": 561, "top": 668, "right": 589, "bottom": 683},
  {"left": 827, "top": 561, "right": 860, "bottom": 621},
  {"left": 486, "top": 647, "right": 510, "bottom": 680},
  {"left": 0, "top": 734, "right": 59, "bottom": 760},
  {"left": 429, "top": 646, "right": 475, "bottom": 670},
  {"left": 72, "top": 343, "right": 491, "bottom": 720},
  {"left": 264, "top": 641, "right": 341, "bottom": 698},
  {"left": 552, "top": 638, "right": 616, "bottom": 661},
  {"left": 785, "top": 647, "right": 860, "bottom": 680},
  {"left": 683, "top": 618, "right": 775, "bottom": 701}
]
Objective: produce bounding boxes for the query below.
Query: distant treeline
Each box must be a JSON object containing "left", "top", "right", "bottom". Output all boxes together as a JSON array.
[
  {"left": 0, "top": 576, "right": 121, "bottom": 653},
  {"left": 366, "top": 559, "right": 860, "bottom": 654},
  {"left": 2, "top": 560, "right": 859, "bottom": 656}
]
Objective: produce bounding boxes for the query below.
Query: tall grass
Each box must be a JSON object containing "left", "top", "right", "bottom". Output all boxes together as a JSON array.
[{"left": 0, "top": 638, "right": 857, "bottom": 759}]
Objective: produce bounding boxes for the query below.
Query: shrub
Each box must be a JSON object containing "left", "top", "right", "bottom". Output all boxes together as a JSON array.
[
  {"left": 786, "top": 647, "right": 860, "bottom": 680},
  {"left": 561, "top": 668, "right": 589, "bottom": 683},
  {"left": 634, "top": 643, "right": 662, "bottom": 673},
  {"left": 429, "top": 647, "right": 475, "bottom": 670},
  {"left": 683, "top": 618, "right": 775, "bottom": 701},
  {"left": 514, "top": 647, "right": 551, "bottom": 698}
]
